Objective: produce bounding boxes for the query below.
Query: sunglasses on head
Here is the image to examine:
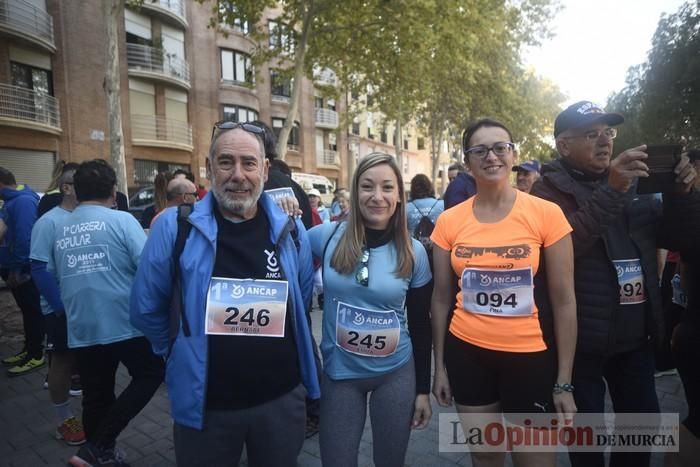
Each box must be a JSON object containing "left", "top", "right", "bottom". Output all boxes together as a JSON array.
[{"left": 210, "top": 121, "right": 265, "bottom": 141}]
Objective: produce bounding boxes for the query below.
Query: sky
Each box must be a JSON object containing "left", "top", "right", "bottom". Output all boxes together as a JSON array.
[{"left": 524, "top": 0, "right": 687, "bottom": 109}]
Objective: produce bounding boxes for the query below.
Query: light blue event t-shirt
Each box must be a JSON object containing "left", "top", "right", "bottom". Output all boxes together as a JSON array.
[
  {"left": 30, "top": 206, "right": 71, "bottom": 315},
  {"left": 48, "top": 204, "right": 146, "bottom": 348},
  {"left": 308, "top": 222, "right": 432, "bottom": 380},
  {"left": 406, "top": 197, "right": 444, "bottom": 234}
]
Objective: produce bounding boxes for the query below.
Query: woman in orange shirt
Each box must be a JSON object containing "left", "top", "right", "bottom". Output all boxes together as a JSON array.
[{"left": 430, "top": 118, "right": 577, "bottom": 467}]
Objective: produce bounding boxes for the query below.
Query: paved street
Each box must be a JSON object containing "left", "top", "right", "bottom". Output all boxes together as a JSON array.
[{"left": 0, "top": 292, "right": 688, "bottom": 466}]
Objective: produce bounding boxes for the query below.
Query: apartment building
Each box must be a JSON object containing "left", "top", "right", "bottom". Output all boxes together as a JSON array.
[
  {"left": 0, "top": 0, "right": 346, "bottom": 193},
  {"left": 348, "top": 105, "right": 452, "bottom": 193}
]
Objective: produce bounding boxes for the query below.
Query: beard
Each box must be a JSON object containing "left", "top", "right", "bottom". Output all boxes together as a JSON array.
[{"left": 211, "top": 180, "right": 264, "bottom": 218}]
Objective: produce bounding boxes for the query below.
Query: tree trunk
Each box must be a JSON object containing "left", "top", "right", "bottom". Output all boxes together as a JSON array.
[
  {"left": 343, "top": 92, "right": 356, "bottom": 188},
  {"left": 105, "top": 0, "right": 128, "bottom": 195},
  {"left": 276, "top": 2, "right": 313, "bottom": 160},
  {"left": 394, "top": 118, "right": 403, "bottom": 176}
]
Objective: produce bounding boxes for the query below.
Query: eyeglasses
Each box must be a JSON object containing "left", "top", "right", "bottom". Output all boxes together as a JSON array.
[
  {"left": 183, "top": 191, "right": 197, "bottom": 198},
  {"left": 210, "top": 121, "right": 265, "bottom": 141},
  {"left": 562, "top": 127, "right": 617, "bottom": 143},
  {"left": 464, "top": 142, "right": 515, "bottom": 159},
  {"left": 355, "top": 248, "right": 370, "bottom": 286}
]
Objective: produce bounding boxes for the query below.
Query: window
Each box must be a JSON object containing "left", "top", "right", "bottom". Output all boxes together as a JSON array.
[
  {"left": 220, "top": 49, "right": 253, "bottom": 85},
  {"left": 314, "top": 96, "right": 323, "bottom": 109},
  {"left": 126, "top": 32, "right": 151, "bottom": 46},
  {"left": 133, "top": 159, "right": 189, "bottom": 186},
  {"left": 368, "top": 127, "right": 374, "bottom": 139},
  {"left": 125, "top": 9, "right": 152, "bottom": 42},
  {"left": 270, "top": 70, "right": 292, "bottom": 98},
  {"left": 268, "top": 20, "right": 295, "bottom": 55},
  {"left": 222, "top": 105, "right": 258, "bottom": 123},
  {"left": 218, "top": 2, "right": 249, "bottom": 34},
  {"left": 380, "top": 130, "right": 387, "bottom": 144},
  {"left": 165, "top": 88, "right": 188, "bottom": 122},
  {"left": 417, "top": 137, "right": 425, "bottom": 150},
  {"left": 403, "top": 139, "right": 408, "bottom": 150},
  {"left": 352, "top": 122, "right": 360, "bottom": 135},
  {"left": 11, "top": 62, "right": 53, "bottom": 95},
  {"left": 273, "top": 118, "right": 300, "bottom": 147}
]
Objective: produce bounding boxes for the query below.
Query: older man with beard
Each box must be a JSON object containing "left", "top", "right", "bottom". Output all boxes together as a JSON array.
[{"left": 131, "top": 122, "right": 319, "bottom": 467}]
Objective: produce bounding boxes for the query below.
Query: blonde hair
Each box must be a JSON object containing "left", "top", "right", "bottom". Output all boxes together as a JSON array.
[
  {"left": 331, "top": 153, "right": 414, "bottom": 278},
  {"left": 46, "top": 160, "right": 66, "bottom": 192},
  {"left": 153, "top": 171, "right": 173, "bottom": 213}
]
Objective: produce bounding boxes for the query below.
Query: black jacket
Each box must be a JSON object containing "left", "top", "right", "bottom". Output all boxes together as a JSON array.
[{"left": 530, "top": 160, "right": 698, "bottom": 356}]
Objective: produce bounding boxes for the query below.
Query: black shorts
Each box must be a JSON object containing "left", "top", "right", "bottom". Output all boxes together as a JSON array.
[
  {"left": 444, "top": 331, "right": 556, "bottom": 413},
  {"left": 45, "top": 313, "right": 69, "bottom": 353}
]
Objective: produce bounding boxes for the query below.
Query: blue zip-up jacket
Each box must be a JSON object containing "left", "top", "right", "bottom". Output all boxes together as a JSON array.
[
  {"left": 0, "top": 185, "right": 39, "bottom": 271},
  {"left": 130, "top": 192, "right": 319, "bottom": 429}
]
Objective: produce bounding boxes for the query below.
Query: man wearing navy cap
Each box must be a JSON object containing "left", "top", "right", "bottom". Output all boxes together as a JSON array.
[
  {"left": 532, "top": 100, "right": 700, "bottom": 467},
  {"left": 512, "top": 159, "right": 541, "bottom": 193}
]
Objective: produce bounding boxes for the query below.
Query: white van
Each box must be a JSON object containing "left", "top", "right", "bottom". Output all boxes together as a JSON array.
[{"left": 291, "top": 173, "right": 335, "bottom": 205}]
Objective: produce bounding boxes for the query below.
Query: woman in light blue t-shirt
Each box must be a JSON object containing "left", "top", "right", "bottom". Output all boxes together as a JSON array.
[
  {"left": 308, "top": 153, "right": 433, "bottom": 467},
  {"left": 406, "top": 173, "right": 444, "bottom": 234}
]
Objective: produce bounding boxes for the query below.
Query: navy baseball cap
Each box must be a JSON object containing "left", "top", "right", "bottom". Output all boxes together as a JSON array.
[
  {"left": 512, "top": 160, "right": 541, "bottom": 173},
  {"left": 554, "top": 101, "right": 624, "bottom": 138}
]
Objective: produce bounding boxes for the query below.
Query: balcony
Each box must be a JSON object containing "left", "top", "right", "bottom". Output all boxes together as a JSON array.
[
  {"left": 0, "top": 0, "right": 55, "bottom": 52},
  {"left": 130, "top": 114, "right": 192, "bottom": 151},
  {"left": 127, "top": 44, "right": 191, "bottom": 89},
  {"left": 0, "top": 83, "right": 61, "bottom": 134},
  {"left": 315, "top": 108, "right": 338, "bottom": 129},
  {"left": 139, "top": 0, "right": 187, "bottom": 28},
  {"left": 319, "top": 149, "right": 339, "bottom": 167},
  {"left": 313, "top": 67, "right": 337, "bottom": 86}
]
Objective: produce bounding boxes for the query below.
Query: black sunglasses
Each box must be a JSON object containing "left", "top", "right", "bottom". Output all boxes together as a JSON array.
[
  {"left": 355, "top": 248, "right": 370, "bottom": 287},
  {"left": 210, "top": 121, "right": 265, "bottom": 141}
]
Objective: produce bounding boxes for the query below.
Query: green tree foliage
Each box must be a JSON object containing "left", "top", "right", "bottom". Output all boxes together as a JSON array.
[
  {"left": 205, "top": 0, "right": 565, "bottom": 173},
  {"left": 417, "top": 0, "right": 565, "bottom": 177},
  {"left": 608, "top": 1, "right": 700, "bottom": 149},
  {"left": 204, "top": 0, "right": 400, "bottom": 159}
]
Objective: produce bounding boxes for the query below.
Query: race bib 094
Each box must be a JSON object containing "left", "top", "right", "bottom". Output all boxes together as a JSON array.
[{"left": 461, "top": 267, "right": 534, "bottom": 317}]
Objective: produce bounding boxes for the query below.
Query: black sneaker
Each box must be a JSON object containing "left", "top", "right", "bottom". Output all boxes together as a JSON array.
[
  {"left": 67, "top": 443, "right": 130, "bottom": 467},
  {"left": 67, "top": 442, "right": 98, "bottom": 466},
  {"left": 70, "top": 375, "right": 82, "bottom": 397}
]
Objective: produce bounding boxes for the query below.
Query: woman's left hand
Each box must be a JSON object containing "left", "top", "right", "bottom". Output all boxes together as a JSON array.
[
  {"left": 412, "top": 394, "right": 432, "bottom": 430},
  {"left": 553, "top": 392, "right": 577, "bottom": 426}
]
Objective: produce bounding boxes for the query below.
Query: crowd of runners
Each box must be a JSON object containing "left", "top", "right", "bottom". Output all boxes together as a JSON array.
[{"left": 0, "top": 101, "right": 699, "bottom": 467}]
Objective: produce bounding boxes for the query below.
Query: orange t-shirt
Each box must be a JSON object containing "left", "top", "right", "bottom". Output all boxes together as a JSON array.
[{"left": 431, "top": 191, "right": 572, "bottom": 352}]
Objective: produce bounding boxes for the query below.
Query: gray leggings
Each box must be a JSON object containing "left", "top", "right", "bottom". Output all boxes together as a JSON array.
[{"left": 320, "top": 358, "right": 416, "bottom": 467}]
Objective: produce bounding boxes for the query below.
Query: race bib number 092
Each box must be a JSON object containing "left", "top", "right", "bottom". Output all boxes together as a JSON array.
[
  {"left": 205, "top": 277, "right": 288, "bottom": 337},
  {"left": 614, "top": 259, "right": 646, "bottom": 305},
  {"left": 335, "top": 301, "right": 400, "bottom": 357}
]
